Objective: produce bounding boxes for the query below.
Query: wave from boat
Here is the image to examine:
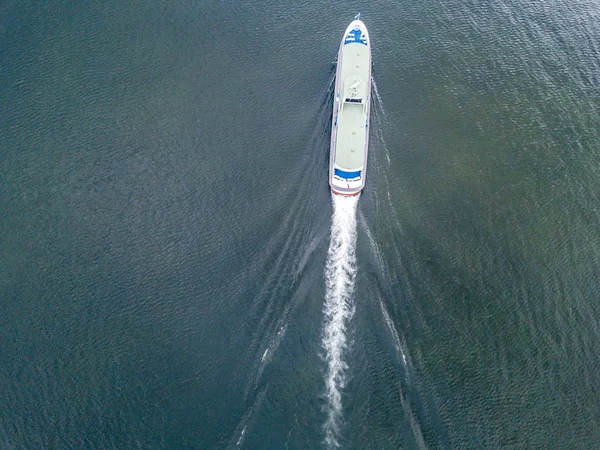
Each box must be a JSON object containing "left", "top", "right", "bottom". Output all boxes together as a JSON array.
[{"left": 322, "top": 193, "right": 359, "bottom": 447}]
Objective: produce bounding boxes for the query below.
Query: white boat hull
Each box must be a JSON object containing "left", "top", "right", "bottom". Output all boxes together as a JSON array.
[{"left": 329, "top": 18, "right": 372, "bottom": 196}]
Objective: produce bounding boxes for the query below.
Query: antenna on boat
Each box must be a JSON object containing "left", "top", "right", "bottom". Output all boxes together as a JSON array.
[{"left": 355, "top": 13, "right": 361, "bottom": 20}]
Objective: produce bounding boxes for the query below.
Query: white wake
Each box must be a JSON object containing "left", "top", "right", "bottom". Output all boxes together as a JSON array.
[{"left": 321, "top": 193, "right": 359, "bottom": 447}]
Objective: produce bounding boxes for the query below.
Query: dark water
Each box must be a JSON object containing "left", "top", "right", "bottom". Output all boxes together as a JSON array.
[{"left": 2, "top": 0, "right": 600, "bottom": 448}]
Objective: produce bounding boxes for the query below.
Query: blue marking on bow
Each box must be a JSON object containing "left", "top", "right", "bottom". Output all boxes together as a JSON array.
[{"left": 344, "top": 28, "right": 367, "bottom": 45}]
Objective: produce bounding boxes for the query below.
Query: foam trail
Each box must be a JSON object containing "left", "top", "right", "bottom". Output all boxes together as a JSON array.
[
  {"left": 372, "top": 78, "right": 387, "bottom": 118},
  {"left": 321, "top": 193, "right": 359, "bottom": 447},
  {"left": 371, "top": 78, "right": 391, "bottom": 167},
  {"left": 379, "top": 297, "right": 410, "bottom": 377}
]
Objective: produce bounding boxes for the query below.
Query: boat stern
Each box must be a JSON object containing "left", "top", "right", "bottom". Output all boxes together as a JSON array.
[{"left": 330, "top": 166, "right": 365, "bottom": 196}]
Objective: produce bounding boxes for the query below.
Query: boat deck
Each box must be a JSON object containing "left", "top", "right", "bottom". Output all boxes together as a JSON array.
[{"left": 334, "top": 103, "right": 367, "bottom": 169}]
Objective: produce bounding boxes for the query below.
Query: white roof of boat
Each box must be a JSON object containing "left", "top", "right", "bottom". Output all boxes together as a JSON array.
[{"left": 333, "top": 20, "right": 371, "bottom": 171}]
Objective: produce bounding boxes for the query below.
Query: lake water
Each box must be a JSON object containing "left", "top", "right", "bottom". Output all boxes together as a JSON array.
[{"left": 2, "top": 0, "right": 600, "bottom": 447}]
